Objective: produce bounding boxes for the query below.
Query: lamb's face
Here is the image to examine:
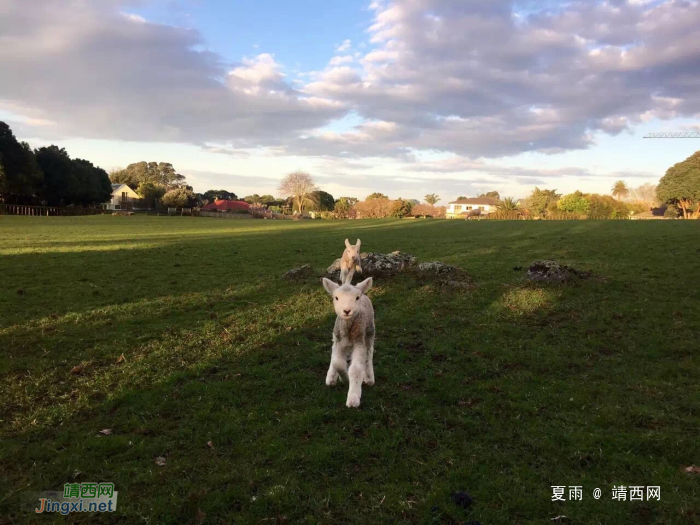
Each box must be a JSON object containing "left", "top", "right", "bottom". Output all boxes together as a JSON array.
[
  {"left": 322, "top": 277, "right": 373, "bottom": 320},
  {"left": 344, "top": 238, "right": 361, "bottom": 261},
  {"left": 334, "top": 285, "right": 362, "bottom": 319}
]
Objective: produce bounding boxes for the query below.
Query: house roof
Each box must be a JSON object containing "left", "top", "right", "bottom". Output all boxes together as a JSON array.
[
  {"left": 111, "top": 183, "right": 139, "bottom": 196},
  {"left": 449, "top": 197, "right": 499, "bottom": 205},
  {"left": 202, "top": 199, "right": 251, "bottom": 211}
]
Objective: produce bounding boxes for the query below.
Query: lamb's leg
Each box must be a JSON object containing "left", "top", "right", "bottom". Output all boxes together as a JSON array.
[
  {"left": 340, "top": 267, "right": 348, "bottom": 285},
  {"left": 326, "top": 342, "right": 347, "bottom": 386},
  {"left": 364, "top": 335, "right": 375, "bottom": 386},
  {"left": 346, "top": 344, "right": 366, "bottom": 408}
]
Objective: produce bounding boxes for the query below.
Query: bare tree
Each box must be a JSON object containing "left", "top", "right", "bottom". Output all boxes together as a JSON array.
[
  {"left": 278, "top": 171, "right": 318, "bottom": 213},
  {"left": 628, "top": 183, "right": 659, "bottom": 207}
]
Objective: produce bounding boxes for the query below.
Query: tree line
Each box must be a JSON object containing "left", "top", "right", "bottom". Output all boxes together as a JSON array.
[
  {"left": 3, "top": 116, "right": 698, "bottom": 218},
  {"left": 0, "top": 121, "right": 111, "bottom": 206}
]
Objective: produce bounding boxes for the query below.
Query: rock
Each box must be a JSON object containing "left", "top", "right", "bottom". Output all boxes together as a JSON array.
[
  {"left": 527, "top": 260, "right": 591, "bottom": 283},
  {"left": 451, "top": 491, "right": 473, "bottom": 509},
  {"left": 415, "top": 261, "right": 474, "bottom": 290},
  {"left": 326, "top": 251, "right": 417, "bottom": 281},
  {"left": 282, "top": 264, "right": 314, "bottom": 280}
]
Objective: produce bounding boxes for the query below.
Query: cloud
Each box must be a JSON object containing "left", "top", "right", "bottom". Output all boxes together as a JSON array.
[
  {"left": 329, "top": 55, "right": 354, "bottom": 66},
  {"left": 302, "top": 0, "right": 700, "bottom": 159},
  {"left": 2, "top": 0, "right": 700, "bottom": 177},
  {"left": 336, "top": 39, "right": 352, "bottom": 52},
  {"left": 0, "top": 1, "right": 343, "bottom": 146}
]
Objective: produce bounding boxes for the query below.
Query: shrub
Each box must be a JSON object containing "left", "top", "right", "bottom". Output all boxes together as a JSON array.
[
  {"left": 664, "top": 205, "right": 680, "bottom": 218},
  {"left": 557, "top": 191, "right": 590, "bottom": 214},
  {"left": 354, "top": 198, "right": 393, "bottom": 218},
  {"left": 162, "top": 187, "right": 196, "bottom": 208},
  {"left": 390, "top": 198, "right": 413, "bottom": 218},
  {"left": 586, "top": 194, "right": 629, "bottom": 219}
]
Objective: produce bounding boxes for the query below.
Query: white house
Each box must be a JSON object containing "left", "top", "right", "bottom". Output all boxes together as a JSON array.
[
  {"left": 446, "top": 197, "right": 499, "bottom": 219},
  {"left": 104, "top": 184, "right": 140, "bottom": 211}
]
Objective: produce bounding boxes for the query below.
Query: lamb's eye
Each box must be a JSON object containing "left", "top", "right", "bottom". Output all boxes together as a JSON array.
[
  {"left": 334, "top": 297, "right": 338, "bottom": 301},
  {"left": 356, "top": 297, "right": 359, "bottom": 301}
]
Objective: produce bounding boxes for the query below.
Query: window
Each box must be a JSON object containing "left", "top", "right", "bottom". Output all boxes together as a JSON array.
[
  {"left": 453, "top": 205, "right": 462, "bottom": 212},
  {"left": 479, "top": 206, "right": 485, "bottom": 210},
  {"left": 122, "top": 192, "right": 128, "bottom": 199},
  {"left": 466, "top": 206, "right": 472, "bottom": 210}
]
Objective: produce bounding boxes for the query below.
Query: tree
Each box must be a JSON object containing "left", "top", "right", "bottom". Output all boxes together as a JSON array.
[
  {"left": 162, "top": 187, "right": 196, "bottom": 208},
  {"left": 202, "top": 189, "right": 237, "bottom": 202},
  {"left": 138, "top": 182, "right": 166, "bottom": 209},
  {"left": 412, "top": 203, "right": 440, "bottom": 217},
  {"left": 478, "top": 191, "right": 500, "bottom": 200},
  {"left": 456, "top": 196, "right": 467, "bottom": 200},
  {"left": 585, "top": 194, "right": 629, "bottom": 219},
  {"left": 0, "top": 122, "right": 43, "bottom": 203},
  {"left": 612, "top": 180, "right": 629, "bottom": 200},
  {"left": 628, "top": 183, "right": 659, "bottom": 208},
  {"left": 657, "top": 151, "right": 700, "bottom": 219},
  {"left": 35, "top": 146, "right": 75, "bottom": 206},
  {"left": 497, "top": 197, "right": 520, "bottom": 211},
  {"left": 557, "top": 191, "right": 590, "bottom": 214},
  {"left": 366, "top": 192, "right": 389, "bottom": 200},
  {"left": 390, "top": 198, "right": 413, "bottom": 218},
  {"left": 260, "top": 194, "right": 276, "bottom": 206},
  {"left": 337, "top": 196, "right": 358, "bottom": 206},
  {"left": 278, "top": 171, "right": 318, "bottom": 213},
  {"left": 354, "top": 198, "right": 393, "bottom": 218},
  {"left": 424, "top": 193, "right": 440, "bottom": 205},
  {"left": 333, "top": 197, "right": 355, "bottom": 219},
  {"left": 310, "top": 190, "right": 335, "bottom": 211},
  {"left": 523, "top": 187, "right": 560, "bottom": 217},
  {"left": 70, "top": 159, "right": 112, "bottom": 206},
  {"left": 244, "top": 194, "right": 263, "bottom": 206},
  {"left": 0, "top": 159, "right": 5, "bottom": 200},
  {"left": 110, "top": 161, "right": 185, "bottom": 190}
]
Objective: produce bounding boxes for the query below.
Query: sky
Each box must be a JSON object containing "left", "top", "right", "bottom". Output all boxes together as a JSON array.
[{"left": 1, "top": 0, "right": 699, "bottom": 202}]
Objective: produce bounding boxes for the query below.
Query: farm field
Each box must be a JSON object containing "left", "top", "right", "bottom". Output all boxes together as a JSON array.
[{"left": 1, "top": 216, "right": 699, "bottom": 524}]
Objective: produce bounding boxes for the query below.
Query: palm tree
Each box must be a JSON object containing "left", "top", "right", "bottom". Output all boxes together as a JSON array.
[
  {"left": 612, "top": 180, "right": 629, "bottom": 201},
  {"left": 497, "top": 197, "right": 520, "bottom": 211},
  {"left": 424, "top": 193, "right": 440, "bottom": 205}
]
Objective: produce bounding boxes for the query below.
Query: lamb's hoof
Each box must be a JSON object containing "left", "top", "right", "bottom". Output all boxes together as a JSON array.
[
  {"left": 326, "top": 375, "right": 338, "bottom": 386},
  {"left": 364, "top": 377, "right": 375, "bottom": 386},
  {"left": 346, "top": 394, "right": 361, "bottom": 408}
]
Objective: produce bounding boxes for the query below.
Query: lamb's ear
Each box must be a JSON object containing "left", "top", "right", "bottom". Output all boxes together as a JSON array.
[
  {"left": 345, "top": 238, "right": 351, "bottom": 248},
  {"left": 322, "top": 278, "right": 340, "bottom": 295},
  {"left": 356, "top": 239, "right": 361, "bottom": 249},
  {"left": 356, "top": 277, "right": 373, "bottom": 295}
]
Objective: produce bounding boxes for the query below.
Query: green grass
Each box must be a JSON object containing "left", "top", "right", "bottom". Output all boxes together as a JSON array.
[{"left": 1, "top": 216, "right": 699, "bottom": 524}]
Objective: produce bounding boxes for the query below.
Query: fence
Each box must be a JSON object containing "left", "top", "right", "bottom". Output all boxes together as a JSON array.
[
  {"left": 0, "top": 204, "right": 105, "bottom": 216},
  {"left": 198, "top": 210, "right": 253, "bottom": 219}
]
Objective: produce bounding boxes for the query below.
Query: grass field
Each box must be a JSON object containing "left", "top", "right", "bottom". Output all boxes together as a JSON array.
[{"left": 1, "top": 216, "right": 699, "bottom": 524}]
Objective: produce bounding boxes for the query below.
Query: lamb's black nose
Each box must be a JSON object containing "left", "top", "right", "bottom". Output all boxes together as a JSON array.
[{"left": 343, "top": 309, "right": 351, "bottom": 315}]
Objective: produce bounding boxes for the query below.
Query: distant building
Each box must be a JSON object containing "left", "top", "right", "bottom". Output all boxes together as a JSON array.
[
  {"left": 201, "top": 199, "right": 251, "bottom": 212},
  {"left": 104, "top": 184, "right": 140, "bottom": 210},
  {"left": 446, "top": 197, "right": 499, "bottom": 219}
]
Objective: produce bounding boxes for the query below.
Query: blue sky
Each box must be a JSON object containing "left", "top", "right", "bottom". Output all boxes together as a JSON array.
[
  {"left": 130, "top": 0, "right": 371, "bottom": 72},
  {"left": 2, "top": 0, "right": 699, "bottom": 201}
]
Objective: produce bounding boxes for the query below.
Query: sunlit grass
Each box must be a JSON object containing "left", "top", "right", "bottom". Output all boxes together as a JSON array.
[{"left": 1, "top": 216, "right": 699, "bottom": 524}]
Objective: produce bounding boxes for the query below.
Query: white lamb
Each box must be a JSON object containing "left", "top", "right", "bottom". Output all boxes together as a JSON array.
[
  {"left": 340, "top": 238, "right": 362, "bottom": 285},
  {"left": 321, "top": 277, "right": 375, "bottom": 408}
]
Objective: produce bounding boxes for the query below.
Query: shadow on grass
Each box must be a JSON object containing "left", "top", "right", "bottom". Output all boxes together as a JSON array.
[{"left": 1, "top": 218, "right": 699, "bottom": 523}]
